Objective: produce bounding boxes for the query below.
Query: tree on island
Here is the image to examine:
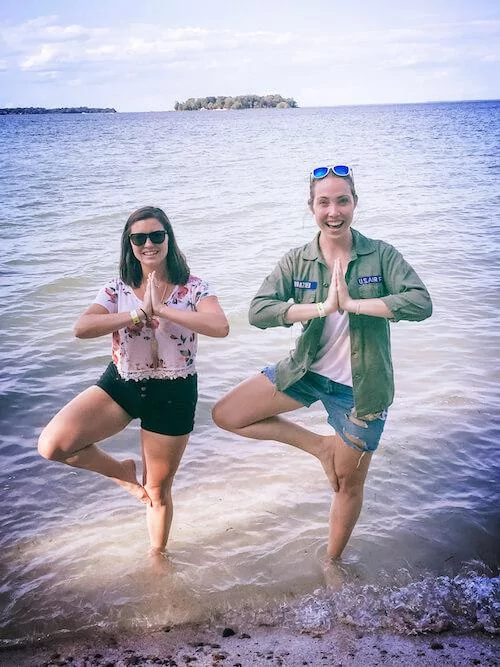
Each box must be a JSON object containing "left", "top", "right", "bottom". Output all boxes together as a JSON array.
[{"left": 174, "top": 94, "right": 298, "bottom": 111}]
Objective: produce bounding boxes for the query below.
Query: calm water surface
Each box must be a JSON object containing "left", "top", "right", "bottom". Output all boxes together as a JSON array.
[{"left": 0, "top": 101, "right": 499, "bottom": 644}]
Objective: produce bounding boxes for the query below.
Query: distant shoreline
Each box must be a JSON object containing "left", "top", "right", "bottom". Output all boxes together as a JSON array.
[
  {"left": 0, "top": 107, "right": 117, "bottom": 115},
  {"left": 0, "top": 99, "right": 496, "bottom": 116}
]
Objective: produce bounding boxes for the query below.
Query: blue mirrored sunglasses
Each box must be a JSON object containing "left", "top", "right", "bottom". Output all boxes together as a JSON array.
[{"left": 310, "top": 165, "right": 352, "bottom": 181}]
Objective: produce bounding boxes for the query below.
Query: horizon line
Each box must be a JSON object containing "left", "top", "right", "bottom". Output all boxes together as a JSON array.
[{"left": 1, "top": 97, "right": 498, "bottom": 113}]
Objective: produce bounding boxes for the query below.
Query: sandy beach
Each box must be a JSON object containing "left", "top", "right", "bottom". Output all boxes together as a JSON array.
[{"left": 1, "top": 624, "right": 498, "bottom": 667}]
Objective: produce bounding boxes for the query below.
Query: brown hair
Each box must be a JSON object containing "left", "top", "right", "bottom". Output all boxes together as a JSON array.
[{"left": 119, "top": 206, "right": 190, "bottom": 287}]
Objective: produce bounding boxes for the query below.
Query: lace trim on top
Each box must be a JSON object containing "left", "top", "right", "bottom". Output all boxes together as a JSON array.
[{"left": 117, "top": 367, "right": 197, "bottom": 381}]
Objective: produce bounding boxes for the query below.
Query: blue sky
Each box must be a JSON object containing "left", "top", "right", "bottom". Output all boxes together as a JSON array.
[{"left": 1, "top": 0, "right": 499, "bottom": 111}]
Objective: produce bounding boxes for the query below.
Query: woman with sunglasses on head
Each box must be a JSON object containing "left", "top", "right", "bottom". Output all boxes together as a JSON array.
[
  {"left": 213, "top": 166, "right": 432, "bottom": 560},
  {"left": 38, "top": 206, "right": 229, "bottom": 561}
]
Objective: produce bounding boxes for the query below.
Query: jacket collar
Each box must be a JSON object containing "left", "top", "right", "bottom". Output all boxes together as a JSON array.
[{"left": 302, "top": 229, "right": 378, "bottom": 262}]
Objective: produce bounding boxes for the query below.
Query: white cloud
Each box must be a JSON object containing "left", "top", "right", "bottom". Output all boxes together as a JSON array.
[
  {"left": 2, "top": 15, "right": 101, "bottom": 47},
  {"left": 1, "top": 13, "right": 498, "bottom": 109},
  {"left": 1, "top": 18, "right": 300, "bottom": 75},
  {"left": 35, "top": 70, "right": 60, "bottom": 80},
  {"left": 2, "top": 15, "right": 497, "bottom": 73},
  {"left": 21, "top": 44, "right": 61, "bottom": 69}
]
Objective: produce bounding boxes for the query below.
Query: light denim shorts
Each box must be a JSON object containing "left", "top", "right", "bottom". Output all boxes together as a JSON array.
[{"left": 262, "top": 366, "right": 387, "bottom": 454}]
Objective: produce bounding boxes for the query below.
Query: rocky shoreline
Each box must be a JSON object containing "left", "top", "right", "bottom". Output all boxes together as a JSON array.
[{"left": 1, "top": 623, "right": 498, "bottom": 666}]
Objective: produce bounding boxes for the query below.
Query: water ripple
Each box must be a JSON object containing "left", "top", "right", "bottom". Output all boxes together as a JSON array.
[{"left": 1, "top": 101, "right": 499, "bottom": 642}]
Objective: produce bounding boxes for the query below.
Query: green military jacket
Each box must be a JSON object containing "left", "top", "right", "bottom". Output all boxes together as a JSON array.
[{"left": 249, "top": 229, "right": 432, "bottom": 417}]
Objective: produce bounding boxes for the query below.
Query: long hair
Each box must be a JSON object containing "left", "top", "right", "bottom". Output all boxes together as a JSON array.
[{"left": 119, "top": 206, "right": 190, "bottom": 287}]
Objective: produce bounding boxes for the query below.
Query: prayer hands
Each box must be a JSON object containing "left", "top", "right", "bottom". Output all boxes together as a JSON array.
[
  {"left": 323, "top": 259, "right": 357, "bottom": 315},
  {"left": 324, "top": 259, "right": 340, "bottom": 315},
  {"left": 334, "top": 259, "right": 355, "bottom": 312},
  {"left": 147, "top": 271, "right": 166, "bottom": 316},
  {"left": 142, "top": 278, "right": 154, "bottom": 321}
]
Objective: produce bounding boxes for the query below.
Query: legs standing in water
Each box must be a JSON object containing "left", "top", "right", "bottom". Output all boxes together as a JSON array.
[
  {"left": 326, "top": 442, "right": 372, "bottom": 558},
  {"left": 37, "top": 386, "right": 150, "bottom": 503},
  {"left": 38, "top": 385, "right": 191, "bottom": 557},
  {"left": 212, "top": 373, "right": 372, "bottom": 559},
  {"left": 140, "top": 430, "right": 189, "bottom": 556}
]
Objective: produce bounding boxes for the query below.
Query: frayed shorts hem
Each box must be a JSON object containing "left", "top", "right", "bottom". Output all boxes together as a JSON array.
[{"left": 261, "top": 365, "right": 387, "bottom": 454}]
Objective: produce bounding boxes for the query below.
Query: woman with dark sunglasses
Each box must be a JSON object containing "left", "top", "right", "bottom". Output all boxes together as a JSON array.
[
  {"left": 38, "top": 206, "right": 229, "bottom": 562},
  {"left": 213, "top": 166, "right": 432, "bottom": 561}
]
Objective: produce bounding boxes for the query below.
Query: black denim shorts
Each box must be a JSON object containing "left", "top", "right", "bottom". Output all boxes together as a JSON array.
[{"left": 96, "top": 362, "right": 198, "bottom": 436}]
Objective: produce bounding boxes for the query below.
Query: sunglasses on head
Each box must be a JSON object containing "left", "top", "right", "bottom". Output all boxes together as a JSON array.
[
  {"left": 129, "top": 230, "right": 167, "bottom": 246},
  {"left": 310, "top": 165, "right": 353, "bottom": 181}
]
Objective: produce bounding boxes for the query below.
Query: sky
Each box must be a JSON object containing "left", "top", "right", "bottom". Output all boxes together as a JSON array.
[{"left": 0, "top": 0, "right": 499, "bottom": 111}]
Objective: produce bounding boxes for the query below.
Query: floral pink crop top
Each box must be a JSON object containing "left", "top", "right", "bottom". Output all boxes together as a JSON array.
[{"left": 94, "top": 275, "right": 214, "bottom": 380}]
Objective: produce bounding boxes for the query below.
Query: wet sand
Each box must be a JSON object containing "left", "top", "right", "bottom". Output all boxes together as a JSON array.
[{"left": 1, "top": 624, "right": 498, "bottom": 666}]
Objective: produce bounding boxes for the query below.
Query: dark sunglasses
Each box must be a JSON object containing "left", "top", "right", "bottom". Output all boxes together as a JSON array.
[
  {"left": 310, "top": 165, "right": 353, "bottom": 181},
  {"left": 129, "top": 230, "right": 167, "bottom": 246}
]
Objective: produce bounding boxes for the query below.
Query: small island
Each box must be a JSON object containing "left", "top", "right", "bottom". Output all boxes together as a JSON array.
[
  {"left": 174, "top": 94, "right": 298, "bottom": 111},
  {"left": 0, "top": 107, "right": 117, "bottom": 115}
]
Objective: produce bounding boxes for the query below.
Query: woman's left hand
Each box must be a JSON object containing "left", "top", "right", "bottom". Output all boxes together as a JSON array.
[
  {"left": 148, "top": 272, "right": 165, "bottom": 316},
  {"left": 335, "top": 260, "right": 356, "bottom": 312},
  {"left": 142, "top": 278, "right": 153, "bottom": 321}
]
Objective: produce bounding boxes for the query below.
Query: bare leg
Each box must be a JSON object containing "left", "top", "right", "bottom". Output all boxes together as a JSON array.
[
  {"left": 38, "top": 386, "right": 150, "bottom": 504},
  {"left": 212, "top": 374, "right": 339, "bottom": 490},
  {"left": 140, "top": 429, "right": 189, "bottom": 554},
  {"left": 214, "top": 374, "right": 374, "bottom": 559},
  {"left": 327, "top": 438, "right": 372, "bottom": 558}
]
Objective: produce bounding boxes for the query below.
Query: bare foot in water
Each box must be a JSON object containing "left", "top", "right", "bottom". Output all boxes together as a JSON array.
[
  {"left": 323, "top": 558, "right": 349, "bottom": 590},
  {"left": 317, "top": 435, "right": 339, "bottom": 491},
  {"left": 114, "top": 459, "right": 151, "bottom": 504},
  {"left": 148, "top": 548, "right": 174, "bottom": 574}
]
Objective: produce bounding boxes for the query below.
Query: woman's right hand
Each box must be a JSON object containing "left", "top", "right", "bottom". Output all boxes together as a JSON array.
[
  {"left": 142, "top": 278, "right": 153, "bottom": 321},
  {"left": 324, "top": 259, "right": 339, "bottom": 315}
]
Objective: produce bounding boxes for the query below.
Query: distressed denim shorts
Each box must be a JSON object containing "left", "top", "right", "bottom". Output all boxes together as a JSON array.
[{"left": 262, "top": 366, "right": 387, "bottom": 454}]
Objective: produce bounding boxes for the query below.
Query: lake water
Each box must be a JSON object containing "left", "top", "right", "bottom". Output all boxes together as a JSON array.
[{"left": 0, "top": 101, "right": 499, "bottom": 645}]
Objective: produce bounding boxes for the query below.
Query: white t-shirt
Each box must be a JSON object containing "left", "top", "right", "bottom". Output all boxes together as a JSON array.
[
  {"left": 309, "top": 310, "right": 352, "bottom": 386},
  {"left": 94, "top": 275, "right": 214, "bottom": 380}
]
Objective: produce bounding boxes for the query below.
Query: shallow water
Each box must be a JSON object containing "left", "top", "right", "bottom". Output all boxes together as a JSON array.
[{"left": 1, "top": 101, "right": 499, "bottom": 644}]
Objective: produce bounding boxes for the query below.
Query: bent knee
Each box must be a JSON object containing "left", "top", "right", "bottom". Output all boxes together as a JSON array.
[
  {"left": 211, "top": 401, "right": 227, "bottom": 429},
  {"left": 37, "top": 429, "right": 67, "bottom": 462},
  {"left": 212, "top": 401, "right": 242, "bottom": 431}
]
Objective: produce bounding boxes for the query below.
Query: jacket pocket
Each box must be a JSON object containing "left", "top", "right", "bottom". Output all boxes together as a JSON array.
[
  {"left": 356, "top": 283, "right": 386, "bottom": 299},
  {"left": 294, "top": 288, "right": 318, "bottom": 304}
]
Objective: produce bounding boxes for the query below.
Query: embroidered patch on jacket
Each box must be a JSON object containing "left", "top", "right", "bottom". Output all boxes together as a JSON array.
[
  {"left": 293, "top": 280, "right": 318, "bottom": 289},
  {"left": 357, "top": 276, "right": 383, "bottom": 285}
]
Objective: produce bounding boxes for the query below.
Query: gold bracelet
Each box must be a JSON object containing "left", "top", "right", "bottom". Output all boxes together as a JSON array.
[
  {"left": 316, "top": 302, "right": 327, "bottom": 318},
  {"left": 355, "top": 302, "right": 361, "bottom": 315},
  {"left": 130, "top": 309, "right": 141, "bottom": 324}
]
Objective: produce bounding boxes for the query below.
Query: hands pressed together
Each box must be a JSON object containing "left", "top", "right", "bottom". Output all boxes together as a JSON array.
[
  {"left": 324, "top": 259, "right": 356, "bottom": 316},
  {"left": 140, "top": 271, "right": 166, "bottom": 322}
]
